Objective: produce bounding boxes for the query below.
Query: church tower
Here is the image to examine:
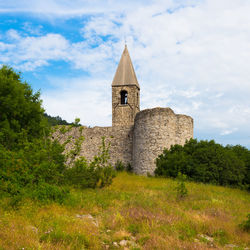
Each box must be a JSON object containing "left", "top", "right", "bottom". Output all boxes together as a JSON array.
[{"left": 112, "top": 45, "right": 140, "bottom": 126}]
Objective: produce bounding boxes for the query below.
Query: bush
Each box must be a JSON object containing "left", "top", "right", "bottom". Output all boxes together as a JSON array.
[
  {"left": 64, "top": 157, "right": 116, "bottom": 189},
  {"left": 0, "top": 138, "right": 67, "bottom": 202},
  {"left": 0, "top": 66, "right": 116, "bottom": 205},
  {"left": 115, "top": 160, "right": 126, "bottom": 172},
  {"left": 114, "top": 160, "right": 133, "bottom": 173},
  {"left": 175, "top": 172, "right": 188, "bottom": 200},
  {"left": 29, "top": 183, "right": 69, "bottom": 204},
  {"left": 126, "top": 163, "right": 133, "bottom": 172},
  {"left": 155, "top": 139, "right": 248, "bottom": 189},
  {"left": 0, "top": 66, "right": 68, "bottom": 203},
  {"left": 64, "top": 157, "right": 99, "bottom": 189},
  {"left": 240, "top": 214, "right": 250, "bottom": 232},
  {"left": 64, "top": 137, "right": 116, "bottom": 189}
]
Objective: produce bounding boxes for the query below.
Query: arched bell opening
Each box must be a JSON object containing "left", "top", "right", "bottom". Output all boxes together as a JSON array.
[{"left": 120, "top": 90, "right": 128, "bottom": 105}]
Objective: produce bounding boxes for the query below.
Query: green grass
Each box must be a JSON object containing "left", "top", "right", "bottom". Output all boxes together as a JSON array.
[{"left": 0, "top": 172, "right": 249, "bottom": 249}]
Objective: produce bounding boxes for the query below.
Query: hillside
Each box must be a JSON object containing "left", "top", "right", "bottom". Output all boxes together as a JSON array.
[{"left": 0, "top": 172, "right": 249, "bottom": 249}]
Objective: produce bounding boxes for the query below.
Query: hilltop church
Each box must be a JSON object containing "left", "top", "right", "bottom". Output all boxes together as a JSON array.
[{"left": 56, "top": 45, "right": 193, "bottom": 175}]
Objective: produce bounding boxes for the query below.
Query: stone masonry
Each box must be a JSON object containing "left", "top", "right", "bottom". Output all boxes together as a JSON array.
[
  {"left": 133, "top": 107, "right": 193, "bottom": 175},
  {"left": 55, "top": 45, "right": 194, "bottom": 175},
  {"left": 54, "top": 125, "right": 133, "bottom": 167}
]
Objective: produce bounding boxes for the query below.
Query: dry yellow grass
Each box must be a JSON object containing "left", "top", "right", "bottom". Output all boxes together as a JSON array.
[{"left": 0, "top": 172, "right": 249, "bottom": 249}]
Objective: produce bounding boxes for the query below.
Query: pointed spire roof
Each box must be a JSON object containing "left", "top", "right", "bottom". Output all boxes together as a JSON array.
[{"left": 112, "top": 45, "right": 140, "bottom": 88}]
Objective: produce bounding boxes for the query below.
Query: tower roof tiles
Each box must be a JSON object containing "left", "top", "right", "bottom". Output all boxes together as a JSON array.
[{"left": 112, "top": 45, "right": 140, "bottom": 89}]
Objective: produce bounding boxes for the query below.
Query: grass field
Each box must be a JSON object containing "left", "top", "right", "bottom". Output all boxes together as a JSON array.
[{"left": 0, "top": 172, "right": 249, "bottom": 249}]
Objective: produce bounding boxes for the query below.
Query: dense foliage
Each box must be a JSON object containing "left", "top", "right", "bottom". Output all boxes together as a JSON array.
[
  {"left": 240, "top": 214, "right": 250, "bottom": 232},
  {"left": 0, "top": 66, "right": 45, "bottom": 150},
  {"left": 0, "top": 66, "right": 115, "bottom": 205},
  {"left": 44, "top": 113, "right": 75, "bottom": 126},
  {"left": 65, "top": 137, "right": 116, "bottom": 189},
  {"left": 155, "top": 139, "right": 250, "bottom": 190}
]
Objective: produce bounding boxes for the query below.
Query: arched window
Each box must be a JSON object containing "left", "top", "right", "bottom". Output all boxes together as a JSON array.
[{"left": 120, "top": 90, "right": 128, "bottom": 105}]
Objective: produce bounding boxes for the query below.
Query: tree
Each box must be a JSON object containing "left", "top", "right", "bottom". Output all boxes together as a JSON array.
[
  {"left": 0, "top": 65, "right": 67, "bottom": 203},
  {"left": 44, "top": 113, "right": 73, "bottom": 126},
  {"left": 155, "top": 139, "right": 247, "bottom": 189},
  {"left": 0, "top": 66, "right": 45, "bottom": 149}
]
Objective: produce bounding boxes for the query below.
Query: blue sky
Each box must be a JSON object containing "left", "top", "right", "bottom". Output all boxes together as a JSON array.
[{"left": 0, "top": 0, "right": 250, "bottom": 148}]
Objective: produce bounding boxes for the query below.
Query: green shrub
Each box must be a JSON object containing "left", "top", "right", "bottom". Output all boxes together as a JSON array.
[
  {"left": 64, "top": 137, "right": 116, "bottom": 189},
  {"left": 126, "top": 163, "right": 133, "bottom": 172},
  {"left": 89, "top": 137, "right": 116, "bottom": 188},
  {"left": 0, "top": 66, "right": 116, "bottom": 205},
  {"left": 97, "top": 163, "right": 116, "bottom": 188},
  {"left": 115, "top": 160, "right": 133, "bottom": 173},
  {"left": 29, "top": 183, "right": 69, "bottom": 204},
  {"left": 64, "top": 157, "right": 99, "bottom": 189},
  {"left": 0, "top": 66, "right": 69, "bottom": 203},
  {"left": 175, "top": 172, "right": 188, "bottom": 200},
  {"left": 0, "top": 139, "right": 65, "bottom": 185},
  {"left": 240, "top": 214, "right": 250, "bottom": 232},
  {"left": 115, "top": 160, "right": 126, "bottom": 172},
  {"left": 155, "top": 139, "right": 248, "bottom": 189}
]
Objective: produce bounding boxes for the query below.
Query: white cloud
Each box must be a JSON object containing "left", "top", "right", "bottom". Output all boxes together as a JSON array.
[
  {"left": 0, "top": 0, "right": 250, "bottom": 146},
  {"left": 41, "top": 77, "right": 111, "bottom": 126},
  {"left": 6, "top": 29, "right": 20, "bottom": 40},
  {"left": 220, "top": 128, "right": 238, "bottom": 136},
  {"left": 1, "top": 33, "right": 70, "bottom": 70},
  {"left": 0, "top": 0, "right": 167, "bottom": 16},
  {"left": 22, "top": 22, "right": 43, "bottom": 35}
]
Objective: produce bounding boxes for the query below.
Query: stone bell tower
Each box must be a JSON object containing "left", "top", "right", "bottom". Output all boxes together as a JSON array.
[{"left": 112, "top": 45, "right": 140, "bottom": 126}]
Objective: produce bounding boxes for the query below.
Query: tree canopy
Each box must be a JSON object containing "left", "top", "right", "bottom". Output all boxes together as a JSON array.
[
  {"left": 155, "top": 139, "right": 250, "bottom": 190},
  {"left": 0, "top": 66, "right": 45, "bottom": 149},
  {"left": 0, "top": 65, "right": 115, "bottom": 204}
]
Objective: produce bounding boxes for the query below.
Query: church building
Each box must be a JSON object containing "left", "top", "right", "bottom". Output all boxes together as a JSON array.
[{"left": 56, "top": 45, "right": 194, "bottom": 175}]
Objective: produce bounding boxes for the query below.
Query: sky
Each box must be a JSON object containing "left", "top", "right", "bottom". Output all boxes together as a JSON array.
[{"left": 0, "top": 0, "right": 250, "bottom": 148}]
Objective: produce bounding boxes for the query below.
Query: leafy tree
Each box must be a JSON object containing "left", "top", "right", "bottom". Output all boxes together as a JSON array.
[
  {"left": 226, "top": 145, "right": 250, "bottom": 189},
  {"left": 44, "top": 113, "right": 71, "bottom": 126},
  {"left": 155, "top": 139, "right": 248, "bottom": 189},
  {"left": 0, "top": 66, "right": 67, "bottom": 203},
  {"left": 0, "top": 65, "right": 45, "bottom": 149},
  {"left": 0, "top": 65, "right": 116, "bottom": 204},
  {"left": 44, "top": 113, "right": 81, "bottom": 127}
]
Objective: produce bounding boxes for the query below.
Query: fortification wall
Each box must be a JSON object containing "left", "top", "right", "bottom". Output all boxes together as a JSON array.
[
  {"left": 132, "top": 107, "right": 193, "bottom": 175},
  {"left": 53, "top": 126, "right": 133, "bottom": 166},
  {"left": 175, "top": 114, "right": 194, "bottom": 145},
  {"left": 53, "top": 107, "right": 193, "bottom": 175}
]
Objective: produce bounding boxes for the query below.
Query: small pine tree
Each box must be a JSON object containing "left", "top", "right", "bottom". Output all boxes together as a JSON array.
[{"left": 175, "top": 172, "right": 188, "bottom": 200}]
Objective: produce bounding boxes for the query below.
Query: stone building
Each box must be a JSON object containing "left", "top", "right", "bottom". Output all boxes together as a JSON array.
[{"left": 55, "top": 45, "right": 193, "bottom": 175}]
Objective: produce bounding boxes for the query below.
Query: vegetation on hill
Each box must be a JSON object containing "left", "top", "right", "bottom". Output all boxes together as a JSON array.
[
  {"left": 0, "top": 65, "right": 45, "bottom": 150},
  {"left": 0, "top": 65, "right": 115, "bottom": 205},
  {"left": 44, "top": 113, "right": 74, "bottom": 126},
  {"left": 155, "top": 139, "right": 250, "bottom": 190},
  {"left": 0, "top": 65, "right": 249, "bottom": 248},
  {"left": 0, "top": 172, "right": 249, "bottom": 249}
]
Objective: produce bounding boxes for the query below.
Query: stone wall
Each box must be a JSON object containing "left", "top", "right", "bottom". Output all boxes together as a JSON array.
[
  {"left": 53, "top": 107, "right": 193, "bottom": 176},
  {"left": 175, "top": 114, "right": 194, "bottom": 145},
  {"left": 53, "top": 125, "right": 133, "bottom": 166},
  {"left": 132, "top": 107, "right": 193, "bottom": 175}
]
